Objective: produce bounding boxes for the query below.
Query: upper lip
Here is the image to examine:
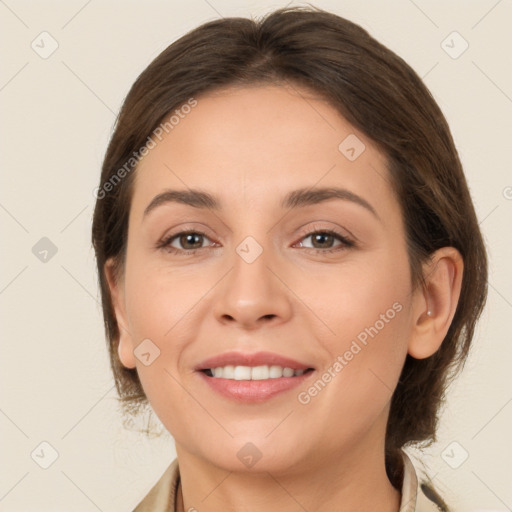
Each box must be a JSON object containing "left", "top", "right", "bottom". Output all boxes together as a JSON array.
[{"left": 195, "top": 351, "right": 315, "bottom": 371}]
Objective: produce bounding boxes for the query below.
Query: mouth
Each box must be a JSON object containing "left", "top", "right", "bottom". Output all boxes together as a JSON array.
[{"left": 194, "top": 351, "right": 316, "bottom": 402}]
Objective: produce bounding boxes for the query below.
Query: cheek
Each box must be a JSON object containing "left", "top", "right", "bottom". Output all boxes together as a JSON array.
[
  {"left": 305, "top": 249, "right": 412, "bottom": 401},
  {"left": 121, "top": 262, "right": 180, "bottom": 379},
  {"left": 121, "top": 258, "right": 216, "bottom": 408},
  {"left": 124, "top": 260, "right": 200, "bottom": 339},
  {"left": 306, "top": 246, "right": 410, "bottom": 342},
  {"left": 121, "top": 264, "right": 197, "bottom": 437},
  {"left": 295, "top": 296, "right": 410, "bottom": 448}
]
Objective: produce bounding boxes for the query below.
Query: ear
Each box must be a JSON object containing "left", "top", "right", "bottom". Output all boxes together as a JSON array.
[
  {"left": 408, "top": 247, "right": 464, "bottom": 359},
  {"left": 104, "top": 258, "right": 136, "bottom": 369}
]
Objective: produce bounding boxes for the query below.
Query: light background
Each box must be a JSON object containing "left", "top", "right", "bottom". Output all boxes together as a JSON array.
[{"left": 0, "top": 0, "right": 511, "bottom": 511}]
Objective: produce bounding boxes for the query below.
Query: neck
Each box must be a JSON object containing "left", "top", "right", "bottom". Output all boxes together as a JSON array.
[{"left": 174, "top": 433, "right": 401, "bottom": 512}]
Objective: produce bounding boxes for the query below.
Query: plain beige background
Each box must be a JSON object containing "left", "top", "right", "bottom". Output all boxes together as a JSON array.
[{"left": 0, "top": 1, "right": 511, "bottom": 510}]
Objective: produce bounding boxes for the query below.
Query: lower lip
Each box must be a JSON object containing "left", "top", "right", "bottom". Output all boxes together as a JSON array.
[{"left": 196, "top": 370, "right": 315, "bottom": 403}]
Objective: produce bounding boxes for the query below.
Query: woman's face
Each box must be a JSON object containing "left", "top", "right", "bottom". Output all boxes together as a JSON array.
[{"left": 109, "top": 84, "right": 420, "bottom": 474}]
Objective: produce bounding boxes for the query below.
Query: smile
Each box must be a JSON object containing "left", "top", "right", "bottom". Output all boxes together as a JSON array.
[{"left": 201, "top": 365, "right": 313, "bottom": 380}]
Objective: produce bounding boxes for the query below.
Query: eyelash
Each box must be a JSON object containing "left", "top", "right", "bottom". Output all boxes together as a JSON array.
[{"left": 156, "top": 227, "right": 355, "bottom": 256}]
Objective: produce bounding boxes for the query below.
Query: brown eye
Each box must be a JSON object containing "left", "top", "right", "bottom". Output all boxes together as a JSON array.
[
  {"left": 157, "top": 230, "right": 214, "bottom": 254},
  {"left": 298, "top": 229, "right": 354, "bottom": 252},
  {"left": 309, "top": 232, "right": 337, "bottom": 249},
  {"left": 175, "top": 232, "right": 205, "bottom": 250}
]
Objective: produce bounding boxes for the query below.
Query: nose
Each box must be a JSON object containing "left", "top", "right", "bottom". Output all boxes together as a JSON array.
[{"left": 212, "top": 242, "right": 293, "bottom": 330}]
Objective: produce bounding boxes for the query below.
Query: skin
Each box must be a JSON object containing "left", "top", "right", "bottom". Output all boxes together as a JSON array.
[{"left": 106, "top": 84, "right": 463, "bottom": 512}]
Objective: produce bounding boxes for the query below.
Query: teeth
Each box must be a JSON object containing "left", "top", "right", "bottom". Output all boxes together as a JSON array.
[
  {"left": 208, "top": 365, "right": 308, "bottom": 380},
  {"left": 251, "top": 365, "right": 269, "bottom": 380}
]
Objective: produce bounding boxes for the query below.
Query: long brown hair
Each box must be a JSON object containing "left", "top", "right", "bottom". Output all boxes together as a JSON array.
[{"left": 92, "top": 6, "right": 487, "bottom": 506}]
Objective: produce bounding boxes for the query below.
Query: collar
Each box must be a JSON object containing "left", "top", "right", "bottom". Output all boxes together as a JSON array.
[
  {"left": 400, "top": 450, "right": 445, "bottom": 511},
  {"left": 132, "top": 450, "right": 443, "bottom": 512}
]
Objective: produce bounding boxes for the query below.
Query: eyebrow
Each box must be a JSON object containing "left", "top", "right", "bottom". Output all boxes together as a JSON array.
[{"left": 143, "top": 186, "right": 379, "bottom": 220}]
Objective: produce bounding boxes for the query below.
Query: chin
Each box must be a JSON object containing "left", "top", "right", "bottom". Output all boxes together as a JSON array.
[{"left": 193, "top": 434, "right": 308, "bottom": 475}]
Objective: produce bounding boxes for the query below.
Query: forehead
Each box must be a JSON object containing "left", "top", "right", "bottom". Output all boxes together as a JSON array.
[{"left": 132, "top": 84, "right": 399, "bottom": 222}]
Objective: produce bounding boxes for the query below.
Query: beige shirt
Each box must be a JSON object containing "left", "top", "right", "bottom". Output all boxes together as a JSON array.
[{"left": 132, "top": 450, "right": 444, "bottom": 512}]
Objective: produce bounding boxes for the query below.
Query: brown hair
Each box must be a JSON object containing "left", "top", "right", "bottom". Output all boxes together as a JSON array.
[{"left": 92, "top": 5, "right": 487, "bottom": 505}]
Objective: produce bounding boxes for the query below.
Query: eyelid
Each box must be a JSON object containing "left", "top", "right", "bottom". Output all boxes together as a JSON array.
[
  {"left": 158, "top": 223, "right": 215, "bottom": 242},
  {"left": 295, "top": 221, "right": 356, "bottom": 242}
]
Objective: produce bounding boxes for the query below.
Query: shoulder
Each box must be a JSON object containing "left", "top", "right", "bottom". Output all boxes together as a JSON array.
[
  {"left": 132, "top": 458, "right": 180, "bottom": 512},
  {"left": 401, "top": 450, "right": 449, "bottom": 512}
]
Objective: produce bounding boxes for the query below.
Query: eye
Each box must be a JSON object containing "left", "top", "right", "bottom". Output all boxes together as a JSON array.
[
  {"left": 296, "top": 228, "right": 355, "bottom": 253},
  {"left": 157, "top": 230, "right": 215, "bottom": 254}
]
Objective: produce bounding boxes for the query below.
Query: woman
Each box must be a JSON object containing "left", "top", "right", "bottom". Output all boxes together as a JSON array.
[{"left": 92, "top": 6, "right": 487, "bottom": 511}]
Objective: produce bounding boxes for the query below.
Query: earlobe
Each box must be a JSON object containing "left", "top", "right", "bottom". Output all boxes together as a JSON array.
[
  {"left": 104, "top": 258, "right": 137, "bottom": 369},
  {"left": 408, "top": 247, "right": 464, "bottom": 359},
  {"left": 117, "top": 328, "right": 137, "bottom": 369}
]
